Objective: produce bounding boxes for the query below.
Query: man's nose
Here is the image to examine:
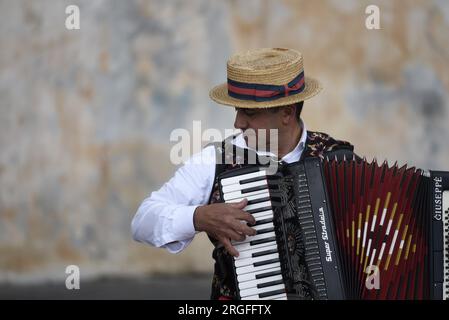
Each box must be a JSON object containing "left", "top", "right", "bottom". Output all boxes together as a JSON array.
[{"left": 234, "top": 110, "right": 248, "bottom": 130}]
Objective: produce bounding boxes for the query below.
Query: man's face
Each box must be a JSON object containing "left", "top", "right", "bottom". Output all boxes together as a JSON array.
[{"left": 233, "top": 107, "right": 282, "bottom": 152}]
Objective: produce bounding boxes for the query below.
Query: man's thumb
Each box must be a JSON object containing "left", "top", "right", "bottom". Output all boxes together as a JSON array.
[{"left": 229, "top": 198, "right": 248, "bottom": 208}]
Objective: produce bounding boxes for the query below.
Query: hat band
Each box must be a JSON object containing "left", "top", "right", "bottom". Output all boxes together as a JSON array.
[{"left": 227, "top": 71, "right": 305, "bottom": 102}]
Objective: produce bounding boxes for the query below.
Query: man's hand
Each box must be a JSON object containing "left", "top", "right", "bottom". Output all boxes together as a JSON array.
[{"left": 193, "top": 199, "right": 256, "bottom": 257}]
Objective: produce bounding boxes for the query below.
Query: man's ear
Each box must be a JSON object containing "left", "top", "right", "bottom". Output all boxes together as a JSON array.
[{"left": 281, "top": 105, "right": 296, "bottom": 125}]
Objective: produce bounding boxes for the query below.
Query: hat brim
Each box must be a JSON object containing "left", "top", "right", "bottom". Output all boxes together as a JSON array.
[{"left": 209, "top": 76, "right": 322, "bottom": 108}]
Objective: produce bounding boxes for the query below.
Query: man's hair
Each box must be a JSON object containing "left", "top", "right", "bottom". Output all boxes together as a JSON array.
[
  {"left": 270, "top": 101, "right": 304, "bottom": 123},
  {"left": 295, "top": 101, "right": 304, "bottom": 121}
]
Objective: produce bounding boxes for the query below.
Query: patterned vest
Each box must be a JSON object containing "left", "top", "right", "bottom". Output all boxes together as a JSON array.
[{"left": 207, "top": 130, "right": 356, "bottom": 300}]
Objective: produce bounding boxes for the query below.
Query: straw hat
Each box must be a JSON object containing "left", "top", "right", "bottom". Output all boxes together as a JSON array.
[{"left": 209, "top": 48, "right": 322, "bottom": 108}]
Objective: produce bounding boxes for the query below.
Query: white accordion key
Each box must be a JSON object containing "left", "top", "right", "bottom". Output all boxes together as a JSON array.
[{"left": 220, "top": 170, "right": 267, "bottom": 186}]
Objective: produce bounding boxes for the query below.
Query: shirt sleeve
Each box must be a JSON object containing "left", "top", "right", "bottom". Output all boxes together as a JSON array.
[{"left": 131, "top": 145, "right": 216, "bottom": 253}]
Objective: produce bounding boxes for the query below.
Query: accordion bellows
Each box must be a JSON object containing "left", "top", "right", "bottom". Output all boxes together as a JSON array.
[{"left": 322, "top": 158, "right": 445, "bottom": 299}]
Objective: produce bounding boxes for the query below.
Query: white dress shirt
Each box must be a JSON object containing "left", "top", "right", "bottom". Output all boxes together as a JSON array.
[{"left": 131, "top": 122, "right": 308, "bottom": 253}]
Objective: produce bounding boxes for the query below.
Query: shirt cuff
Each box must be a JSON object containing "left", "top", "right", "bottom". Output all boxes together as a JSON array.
[
  {"left": 163, "top": 238, "right": 194, "bottom": 254},
  {"left": 168, "top": 205, "right": 198, "bottom": 243}
]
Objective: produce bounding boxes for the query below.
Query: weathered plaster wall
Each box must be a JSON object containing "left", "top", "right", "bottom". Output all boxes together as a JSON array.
[{"left": 0, "top": 0, "right": 448, "bottom": 282}]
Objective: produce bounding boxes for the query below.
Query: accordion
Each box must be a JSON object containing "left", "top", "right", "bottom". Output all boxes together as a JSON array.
[{"left": 217, "top": 157, "right": 449, "bottom": 300}]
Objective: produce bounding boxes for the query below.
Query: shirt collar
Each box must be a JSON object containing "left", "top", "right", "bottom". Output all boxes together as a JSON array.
[{"left": 232, "top": 120, "right": 307, "bottom": 164}]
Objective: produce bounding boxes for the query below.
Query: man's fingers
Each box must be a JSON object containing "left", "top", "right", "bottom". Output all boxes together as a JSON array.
[
  {"left": 229, "top": 198, "right": 248, "bottom": 209},
  {"left": 234, "top": 211, "right": 256, "bottom": 225},
  {"left": 235, "top": 223, "right": 257, "bottom": 236},
  {"left": 227, "top": 200, "right": 256, "bottom": 225},
  {"left": 221, "top": 237, "right": 239, "bottom": 257},
  {"left": 227, "top": 230, "right": 246, "bottom": 242}
]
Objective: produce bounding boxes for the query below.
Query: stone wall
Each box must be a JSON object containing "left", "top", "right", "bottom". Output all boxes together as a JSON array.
[{"left": 0, "top": 0, "right": 448, "bottom": 282}]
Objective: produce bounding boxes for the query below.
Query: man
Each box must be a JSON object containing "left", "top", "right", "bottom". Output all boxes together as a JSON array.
[{"left": 132, "top": 48, "right": 357, "bottom": 299}]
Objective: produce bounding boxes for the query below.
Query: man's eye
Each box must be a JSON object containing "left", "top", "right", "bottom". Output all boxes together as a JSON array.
[
  {"left": 244, "top": 110, "right": 257, "bottom": 116},
  {"left": 235, "top": 108, "right": 259, "bottom": 116}
]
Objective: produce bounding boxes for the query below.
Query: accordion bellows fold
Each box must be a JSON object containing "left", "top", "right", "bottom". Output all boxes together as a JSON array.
[{"left": 322, "top": 158, "right": 442, "bottom": 299}]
